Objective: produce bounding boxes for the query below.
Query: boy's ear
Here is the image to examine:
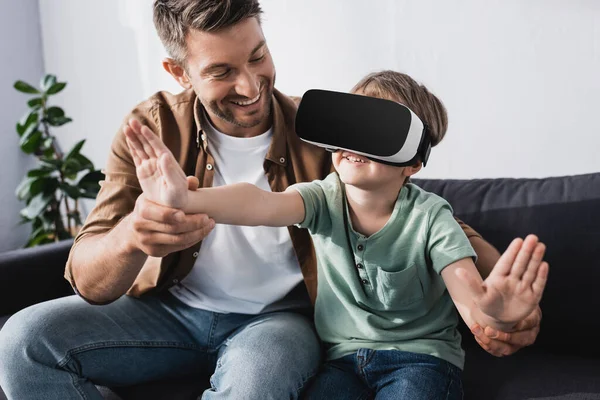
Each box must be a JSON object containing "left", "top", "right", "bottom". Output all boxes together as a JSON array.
[
  {"left": 402, "top": 161, "right": 423, "bottom": 177},
  {"left": 162, "top": 58, "right": 192, "bottom": 89}
]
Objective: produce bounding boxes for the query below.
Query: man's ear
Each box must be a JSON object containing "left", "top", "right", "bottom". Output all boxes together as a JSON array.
[
  {"left": 162, "top": 58, "right": 192, "bottom": 89},
  {"left": 402, "top": 161, "right": 423, "bottom": 178}
]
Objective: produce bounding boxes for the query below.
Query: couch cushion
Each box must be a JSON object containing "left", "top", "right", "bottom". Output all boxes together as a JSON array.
[
  {"left": 462, "top": 343, "right": 600, "bottom": 400},
  {"left": 413, "top": 173, "right": 600, "bottom": 356}
]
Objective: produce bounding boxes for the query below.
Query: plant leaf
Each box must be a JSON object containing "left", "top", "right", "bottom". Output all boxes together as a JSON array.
[
  {"left": 17, "top": 112, "right": 39, "bottom": 136},
  {"left": 15, "top": 176, "right": 52, "bottom": 201},
  {"left": 47, "top": 82, "right": 67, "bottom": 95},
  {"left": 19, "top": 193, "right": 53, "bottom": 220},
  {"left": 41, "top": 74, "right": 57, "bottom": 92},
  {"left": 47, "top": 116, "right": 72, "bottom": 127},
  {"left": 59, "top": 182, "right": 82, "bottom": 199},
  {"left": 27, "top": 167, "right": 55, "bottom": 178},
  {"left": 25, "top": 228, "right": 54, "bottom": 248},
  {"left": 46, "top": 106, "right": 65, "bottom": 119},
  {"left": 14, "top": 81, "right": 40, "bottom": 94},
  {"left": 65, "top": 139, "right": 86, "bottom": 160},
  {"left": 27, "top": 97, "right": 44, "bottom": 108},
  {"left": 19, "top": 130, "right": 43, "bottom": 154}
]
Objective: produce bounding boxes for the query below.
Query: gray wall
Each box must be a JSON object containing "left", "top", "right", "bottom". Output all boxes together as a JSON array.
[{"left": 0, "top": 0, "right": 45, "bottom": 251}]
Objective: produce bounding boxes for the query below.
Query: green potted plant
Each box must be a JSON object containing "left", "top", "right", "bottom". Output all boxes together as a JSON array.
[{"left": 13, "top": 74, "right": 103, "bottom": 247}]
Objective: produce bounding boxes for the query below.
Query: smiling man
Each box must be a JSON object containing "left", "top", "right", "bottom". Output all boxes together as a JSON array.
[{"left": 0, "top": 1, "right": 541, "bottom": 399}]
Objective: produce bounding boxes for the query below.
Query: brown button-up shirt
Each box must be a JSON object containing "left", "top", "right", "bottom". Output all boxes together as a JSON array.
[{"left": 65, "top": 88, "right": 482, "bottom": 305}]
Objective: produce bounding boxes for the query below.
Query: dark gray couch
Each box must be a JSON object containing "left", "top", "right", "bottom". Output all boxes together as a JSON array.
[{"left": 1, "top": 172, "right": 599, "bottom": 400}]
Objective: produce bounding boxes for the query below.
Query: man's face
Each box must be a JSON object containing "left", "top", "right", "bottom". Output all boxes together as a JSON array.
[{"left": 182, "top": 17, "right": 275, "bottom": 137}]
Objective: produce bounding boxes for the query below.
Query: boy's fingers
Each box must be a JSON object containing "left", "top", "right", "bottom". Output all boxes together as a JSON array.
[
  {"left": 509, "top": 234, "right": 538, "bottom": 280},
  {"left": 136, "top": 125, "right": 158, "bottom": 159},
  {"left": 531, "top": 262, "right": 549, "bottom": 300},
  {"left": 140, "top": 124, "right": 170, "bottom": 157},
  {"left": 160, "top": 153, "right": 186, "bottom": 186},
  {"left": 124, "top": 127, "right": 148, "bottom": 160},
  {"left": 490, "top": 238, "right": 523, "bottom": 277},
  {"left": 128, "top": 118, "right": 143, "bottom": 134},
  {"left": 126, "top": 138, "right": 142, "bottom": 167},
  {"left": 520, "top": 242, "right": 546, "bottom": 289}
]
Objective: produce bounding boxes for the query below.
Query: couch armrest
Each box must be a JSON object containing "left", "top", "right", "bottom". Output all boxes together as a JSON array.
[{"left": 0, "top": 240, "right": 74, "bottom": 315}]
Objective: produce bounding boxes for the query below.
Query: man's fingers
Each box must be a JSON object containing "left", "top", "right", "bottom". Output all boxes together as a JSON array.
[
  {"left": 509, "top": 234, "right": 538, "bottom": 280},
  {"left": 513, "top": 306, "right": 542, "bottom": 331},
  {"left": 482, "top": 326, "right": 512, "bottom": 342},
  {"left": 490, "top": 238, "right": 523, "bottom": 277},
  {"left": 531, "top": 262, "right": 549, "bottom": 300},
  {"left": 187, "top": 176, "right": 200, "bottom": 191},
  {"left": 520, "top": 242, "right": 546, "bottom": 289}
]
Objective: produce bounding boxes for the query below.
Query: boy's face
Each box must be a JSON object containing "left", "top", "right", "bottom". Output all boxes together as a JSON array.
[
  {"left": 332, "top": 151, "right": 420, "bottom": 191},
  {"left": 332, "top": 89, "right": 422, "bottom": 190},
  {"left": 164, "top": 17, "right": 276, "bottom": 137}
]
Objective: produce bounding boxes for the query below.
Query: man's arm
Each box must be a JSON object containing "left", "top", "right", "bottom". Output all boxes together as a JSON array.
[{"left": 67, "top": 119, "right": 213, "bottom": 304}]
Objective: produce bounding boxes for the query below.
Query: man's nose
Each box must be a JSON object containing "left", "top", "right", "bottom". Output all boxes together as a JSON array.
[{"left": 235, "top": 69, "right": 260, "bottom": 99}]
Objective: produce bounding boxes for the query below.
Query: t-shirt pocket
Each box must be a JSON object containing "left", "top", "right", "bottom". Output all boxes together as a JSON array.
[{"left": 375, "top": 263, "right": 424, "bottom": 310}]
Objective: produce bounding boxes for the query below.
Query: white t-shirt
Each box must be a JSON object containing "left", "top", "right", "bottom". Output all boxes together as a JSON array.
[{"left": 169, "top": 116, "right": 304, "bottom": 314}]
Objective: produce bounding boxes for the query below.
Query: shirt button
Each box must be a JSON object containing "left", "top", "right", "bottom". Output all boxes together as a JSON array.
[
  {"left": 279, "top": 157, "right": 286, "bottom": 164},
  {"left": 357, "top": 244, "right": 364, "bottom": 251},
  {"left": 172, "top": 278, "right": 179, "bottom": 284},
  {"left": 356, "top": 263, "right": 364, "bottom": 269},
  {"left": 206, "top": 164, "right": 213, "bottom": 171},
  {"left": 193, "top": 252, "right": 199, "bottom": 258},
  {"left": 361, "top": 279, "right": 369, "bottom": 285}
]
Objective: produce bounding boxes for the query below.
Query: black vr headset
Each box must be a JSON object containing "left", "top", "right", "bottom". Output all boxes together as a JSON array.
[{"left": 295, "top": 89, "right": 432, "bottom": 167}]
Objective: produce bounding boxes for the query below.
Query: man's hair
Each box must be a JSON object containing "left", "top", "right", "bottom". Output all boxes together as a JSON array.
[
  {"left": 351, "top": 70, "right": 448, "bottom": 147},
  {"left": 153, "top": 0, "right": 263, "bottom": 65}
]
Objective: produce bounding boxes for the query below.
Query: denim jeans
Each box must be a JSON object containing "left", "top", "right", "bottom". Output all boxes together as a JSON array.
[
  {"left": 0, "top": 292, "right": 321, "bottom": 400},
  {"left": 303, "top": 348, "right": 463, "bottom": 400}
]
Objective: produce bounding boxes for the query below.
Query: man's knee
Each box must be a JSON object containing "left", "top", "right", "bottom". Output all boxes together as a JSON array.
[{"left": 210, "top": 313, "right": 322, "bottom": 399}]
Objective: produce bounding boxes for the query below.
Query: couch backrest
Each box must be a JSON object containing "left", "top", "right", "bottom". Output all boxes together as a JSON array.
[{"left": 413, "top": 172, "right": 600, "bottom": 356}]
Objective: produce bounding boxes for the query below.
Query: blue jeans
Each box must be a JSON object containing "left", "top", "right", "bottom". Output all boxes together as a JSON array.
[
  {"left": 303, "top": 348, "right": 463, "bottom": 400},
  {"left": 0, "top": 292, "right": 321, "bottom": 400}
]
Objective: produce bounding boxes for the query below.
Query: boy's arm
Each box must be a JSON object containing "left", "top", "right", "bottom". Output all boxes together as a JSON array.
[
  {"left": 456, "top": 218, "right": 501, "bottom": 279},
  {"left": 185, "top": 185, "right": 305, "bottom": 227},
  {"left": 124, "top": 118, "right": 305, "bottom": 228},
  {"left": 441, "top": 235, "right": 549, "bottom": 332}
]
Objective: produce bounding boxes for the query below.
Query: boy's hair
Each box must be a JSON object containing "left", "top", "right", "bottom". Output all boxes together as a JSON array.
[
  {"left": 153, "top": 0, "right": 263, "bottom": 65},
  {"left": 351, "top": 70, "right": 448, "bottom": 147}
]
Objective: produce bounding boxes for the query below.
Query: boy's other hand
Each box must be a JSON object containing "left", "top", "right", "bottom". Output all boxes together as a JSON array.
[
  {"left": 470, "top": 306, "right": 542, "bottom": 357},
  {"left": 124, "top": 119, "right": 189, "bottom": 210},
  {"left": 457, "top": 234, "right": 549, "bottom": 328}
]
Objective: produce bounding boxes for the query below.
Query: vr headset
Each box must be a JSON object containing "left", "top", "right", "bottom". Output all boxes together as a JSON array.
[{"left": 295, "top": 89, "right": 431, "bottom": 167}]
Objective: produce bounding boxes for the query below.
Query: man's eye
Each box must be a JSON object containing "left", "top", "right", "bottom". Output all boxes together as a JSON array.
[
  {"left": 250, "top": 54, "right": 265, "bottom": 63},
  {"left": 213, "top": 69, "right": 231, "bottom": 78}
]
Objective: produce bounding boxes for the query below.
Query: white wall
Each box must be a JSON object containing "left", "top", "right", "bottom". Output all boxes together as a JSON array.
[
  {"left": 38, "top": 0, "right": 600, "bottom": 182},
  {"left": 0, "top": 0, "right": 45, "bottom": 251}
]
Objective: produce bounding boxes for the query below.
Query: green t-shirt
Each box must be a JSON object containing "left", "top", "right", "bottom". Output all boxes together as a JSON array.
[{"left": 292, "top": 172, "right": 476, "bottom": 369}]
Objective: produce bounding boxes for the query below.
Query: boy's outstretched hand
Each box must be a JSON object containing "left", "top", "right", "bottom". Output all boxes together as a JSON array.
[
  {"left": 124, "top": 119, "right": 190, "bottom": 210},
  {"left": 457, "top": 234, "right": 549, "bottom": 330}
]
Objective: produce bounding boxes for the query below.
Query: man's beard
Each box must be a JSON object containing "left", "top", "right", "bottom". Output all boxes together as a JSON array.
[{"left": 206, "top": 82, "right": 273, "bottom": 129}]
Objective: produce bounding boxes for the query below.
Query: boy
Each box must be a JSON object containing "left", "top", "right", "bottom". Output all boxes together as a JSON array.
[{"left": 124, "top": 70, "right": 548, "bottom": 399}]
